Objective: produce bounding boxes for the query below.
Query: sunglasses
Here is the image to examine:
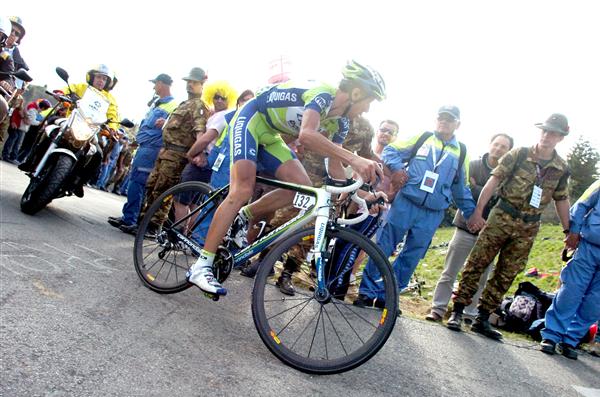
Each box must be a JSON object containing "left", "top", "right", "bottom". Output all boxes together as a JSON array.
[
  {"left": 11, "top": 29, "right": 22, "bottom": 38},
  {"left": 214, "top": 94, "right": 227, "bottom": 101},
  {"left": 437, "top": 114, "right": 458, "bottom": 122},
  {"left": 379, "top": 127, "right": 396, "bottom": 135}
]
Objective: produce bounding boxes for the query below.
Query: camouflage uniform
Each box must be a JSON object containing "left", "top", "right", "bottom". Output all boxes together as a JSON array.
[
  {"left": 454, "top": 146, "right": 569, "bottom": 312},
  {"left": 272, "top": 117, "right": 375, "bottom": 271},
  {"left": 141, "top": 96, "right": 210, "bottom": 224}
]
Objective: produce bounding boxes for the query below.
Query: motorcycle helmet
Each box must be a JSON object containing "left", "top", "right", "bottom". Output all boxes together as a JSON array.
[
  {"left": 341, "top": 60, "right": 386, "bottom": 101},
  {"left": 0, "top": 16, "right": 11, "bottom": 46},
  {"left": 9, "top": 16, "right": 25, "bottom": 44},
  {"left": 86, "top": 64, "right": 116, "bottom": 91}
]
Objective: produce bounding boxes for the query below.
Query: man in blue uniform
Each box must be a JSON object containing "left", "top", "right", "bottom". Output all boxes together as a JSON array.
[
  {"left": 540, "top": 180, "right": 600, "bottom": 359},
  {"left": 108, "top": 73, "right": 176, "bottom": 232},
  {"left": 357, "top": 106, "right": 483, "bottom": 308}
]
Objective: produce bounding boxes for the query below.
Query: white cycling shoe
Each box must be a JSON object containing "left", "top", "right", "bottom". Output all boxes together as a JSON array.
[{"left": 187, "top": 266, "right": 227, "bottom": 296}]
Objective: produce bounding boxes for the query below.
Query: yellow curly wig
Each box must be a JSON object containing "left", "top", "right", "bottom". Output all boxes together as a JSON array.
[{"left": 201, "top": 80, "right": 238, "bottom": 110}]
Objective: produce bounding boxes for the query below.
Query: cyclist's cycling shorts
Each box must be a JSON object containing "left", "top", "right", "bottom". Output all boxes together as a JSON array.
[{"left": 229, "top": 99, "right": 296, "bottom": 175}]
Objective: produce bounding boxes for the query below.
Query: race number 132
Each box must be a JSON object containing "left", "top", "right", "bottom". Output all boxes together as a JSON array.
[{"left": 293, "top": 192, "right": 315, "bottom": 211}]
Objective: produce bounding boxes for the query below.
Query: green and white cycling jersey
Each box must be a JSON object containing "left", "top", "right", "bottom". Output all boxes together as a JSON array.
[
  {"left": 230, "top": 80, "right": 349, "bottom": 173},
  {"left": 254, "top": 80, "right": 349, "bottom": 144}
]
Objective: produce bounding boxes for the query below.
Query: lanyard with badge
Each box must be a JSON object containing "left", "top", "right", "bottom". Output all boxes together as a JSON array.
[
  {"left": 419, "top": 143, "right": 449, "bottom": 193},
  {"left": 529, "top": 163, "right": 546, "bottom": 208}
]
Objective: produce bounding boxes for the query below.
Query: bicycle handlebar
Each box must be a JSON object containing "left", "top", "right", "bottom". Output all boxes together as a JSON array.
[{"left": 324, "top": 176, "right": 364, "bottom": 194}]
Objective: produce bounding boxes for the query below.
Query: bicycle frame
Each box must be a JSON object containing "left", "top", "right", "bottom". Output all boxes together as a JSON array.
[{"left": 167, "top": 175, "right": 368, "bottom": 294}]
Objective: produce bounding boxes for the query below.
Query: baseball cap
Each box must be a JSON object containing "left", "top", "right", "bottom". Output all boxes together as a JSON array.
[
  {"left": 149, "top": 73, "right": 173, "bottom": 86},
  {"left": 438, "top": 105, "right": 460, "bottom": 121}
]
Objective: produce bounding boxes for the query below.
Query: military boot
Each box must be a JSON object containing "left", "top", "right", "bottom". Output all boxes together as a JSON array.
[
  {"left": 471, "top": 311, "right": 503, "bottom": 340},
  {"left": 276, "top": 271, "right": 295, "bottom": 296},
  {"left": 446, "top": 311, "right": 464, "bottom": 331}
]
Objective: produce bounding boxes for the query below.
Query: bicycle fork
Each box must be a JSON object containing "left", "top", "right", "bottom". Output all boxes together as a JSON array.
[{"left": 311, "top": 192, "right": 332, "bottom": 302}]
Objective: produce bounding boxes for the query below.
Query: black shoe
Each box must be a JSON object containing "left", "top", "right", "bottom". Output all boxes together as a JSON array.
[
  {"left": 540, "top": 339, "right": 557, "bottom": 355},
  {"left": 471, "top": 318, "right": 503, "bottom": 340},
  {"left": 73, "top": 185, "right": 84, "bottom": 198},
  {"left": 108, "top": 216, "right": 124, "bottom": 228},
  {"left": 276, "top": 272, "right": 295, "bottom": 296},
  {"left": 239, "top": 260, "right": 274, "bottom": 278},
  {"left": 446, "top": 312, "right": 463, "bottom": 331},
  {"left": 353, "top": 294, "right": 386, "bottom": 310},
  {"left": 557, "top": 343, "right": 578, "bottom": 360},
  {"left": 119, "top": 223, "right": 138, "bottom": 235}
]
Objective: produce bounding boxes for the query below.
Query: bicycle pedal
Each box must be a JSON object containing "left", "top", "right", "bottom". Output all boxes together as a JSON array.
[{"left": 202, "top": 291, "right": 220, "bottom": 301}]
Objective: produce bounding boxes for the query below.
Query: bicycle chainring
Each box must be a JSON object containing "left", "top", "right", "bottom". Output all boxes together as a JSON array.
[{"left": 213, "top": 246, "right": 234, "bottom": 283}]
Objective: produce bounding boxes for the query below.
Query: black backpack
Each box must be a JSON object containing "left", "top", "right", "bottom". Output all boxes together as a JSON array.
[{"left": 500, "top": 281, "right": 554, "bottom": 332}]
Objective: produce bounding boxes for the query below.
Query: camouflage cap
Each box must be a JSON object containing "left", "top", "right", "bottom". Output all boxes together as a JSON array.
[
  {"left": 535, "top": 113, "right": 569, "bottom": 135},
  {"left": 182, "top": 67, "right": 207, "bottom": 82}
]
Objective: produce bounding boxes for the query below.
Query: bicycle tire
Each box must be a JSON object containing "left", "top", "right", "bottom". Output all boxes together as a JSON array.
[
  {"left": 251, "top": 226, "right": 398, "bottom": 374},
  {"left": 133, "top": 181, "right": 217, "bottom": 294}
]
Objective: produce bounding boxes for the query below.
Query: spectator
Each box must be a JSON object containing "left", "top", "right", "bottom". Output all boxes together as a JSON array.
[
  {"left": 374, "top": 119, "right": 399, "bottom": 158},
  {"left": 110, "top": 138, "right": 135, "bottom": 194},
  {"left": 5, "top": 17, "right": 28, "bottom": 71},
  {"left": 96, "top": 129, "right": 126, "bottom": 190},
  {"left": 425, "top": 133, "right": 513, "bottom": 323},
  {"left": 108, "top": 73, "right": 176, "bottom": 233},
  {"left": 540, "top": 180, "right": 600, "bottom": 359},
  {"left": 137, "top": 67, "right": 210, "bottom": 234},
  {"left": 447, "top": 113, "right": 571, "bottom": 340},
  {"left": 1, "top": 95, "right": 24, "bottom": 161},
  {"left": 356, "top": 105, "right": 481, "bottom": 308}
]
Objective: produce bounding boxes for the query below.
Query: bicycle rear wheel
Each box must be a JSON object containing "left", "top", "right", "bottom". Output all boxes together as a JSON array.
[
  {"left": 251, "top": 226, "right": 398, "bottom": 374},
  {"left": 133, "top": 181, "right": 219, "bottom": 294}
]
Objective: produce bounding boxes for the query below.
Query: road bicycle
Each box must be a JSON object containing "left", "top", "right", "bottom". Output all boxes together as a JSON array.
[{"left": 133, "top": 174, "right": 398, "bottom": 374}]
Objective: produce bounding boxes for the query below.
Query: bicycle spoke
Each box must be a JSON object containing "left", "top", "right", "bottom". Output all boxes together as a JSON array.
[
  {"left": 322, "top": 304, "right": 348, "bottom": 356},
  {"left": 273, "top": 298, "right": 314, "bottom": 336},
  {"left": 307, "top": 306, "right": 324, "bottom": 358},
  {"left": 142, "top": 244, "right": 160, "bottom": 261},
  {"left": 290, "top": 304, "right": 321, "bottom": 350},
  {"left": 331, "top": 300, "right": 366, "bottom": 344},
  {"left": 332, "top": 299, "right": 378, "bottom": 329},
  {"left": 266, "top": 297, "right": 313, "bottom": 321},
  {"left": 321, "top": 306, "right": 328, "bottom": 360}
]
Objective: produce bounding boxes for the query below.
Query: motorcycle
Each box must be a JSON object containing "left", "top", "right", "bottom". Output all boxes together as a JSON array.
[{"left": 19, "top": 67, "right": 133, "bottom": 215}]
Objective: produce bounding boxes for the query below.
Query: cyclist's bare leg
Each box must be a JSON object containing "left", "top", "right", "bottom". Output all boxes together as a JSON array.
[
  {"left": 187, "top": 159, "right": 257, "bottom": 294},
  {"left": 244, "top": 159, "right": 311, "bottom": 220},
  {"left": 204, "top": 159, "right": 257, "bottom": 253}
]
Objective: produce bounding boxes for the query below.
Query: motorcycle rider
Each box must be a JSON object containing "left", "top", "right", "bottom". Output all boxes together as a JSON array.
[
  {"left": 21, "top": 64, "right": 120, "bottom": 197},
  {"left": 5, "top": 17, "right": 28, "bottom": 72}
]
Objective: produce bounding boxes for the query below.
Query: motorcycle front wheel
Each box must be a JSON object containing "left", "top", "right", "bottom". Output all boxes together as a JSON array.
[{"left": 21, "top": 154, "right": 75, "bottom": 215}]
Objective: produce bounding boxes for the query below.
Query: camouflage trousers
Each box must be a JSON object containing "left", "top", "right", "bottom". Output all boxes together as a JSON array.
[
  {"left": 140, "top": 152, "right": 187, "bottom": 225},
  {"left": 453, "top": 207, "right": 540, "bottom": 312}
]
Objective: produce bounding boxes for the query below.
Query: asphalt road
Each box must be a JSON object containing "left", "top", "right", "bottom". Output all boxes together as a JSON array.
[{"left": 1, "top": 162, "right": 599, "bottom": 397}]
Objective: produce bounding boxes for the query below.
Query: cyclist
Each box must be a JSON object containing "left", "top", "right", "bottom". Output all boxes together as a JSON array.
[{"left": 187, "top": 60, "right": 386, "bottom": 296}]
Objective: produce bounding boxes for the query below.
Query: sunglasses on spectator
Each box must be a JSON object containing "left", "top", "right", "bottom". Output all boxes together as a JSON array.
[
  {"left": 437, "top": 114, "right": 458, "bottom": 122},
  {"left": 11, "top": 29, "right": 21, "bottom": 38},
  {"left": 379, "top": 127, "right": 396, "bottom": 135},
  {"left": 214, "top": 95, "right": 227, "bottom": 102}
]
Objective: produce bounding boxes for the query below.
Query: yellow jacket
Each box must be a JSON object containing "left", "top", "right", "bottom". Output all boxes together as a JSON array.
[{"left": 63, "top": 83, "right": 120, "bottom": 131}]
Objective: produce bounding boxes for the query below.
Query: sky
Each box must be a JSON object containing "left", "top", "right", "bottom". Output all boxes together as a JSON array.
[{"left": 9, "top": 0, "right": 600, "bottom": 159}]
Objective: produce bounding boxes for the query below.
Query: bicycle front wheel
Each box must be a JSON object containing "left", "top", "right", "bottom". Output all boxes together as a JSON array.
[
  {"left": 133, "top": 181, "right": 218, "bottom": 294},
  {"left": 251, "top": 226, "right": 398, "bottom": 374}
]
